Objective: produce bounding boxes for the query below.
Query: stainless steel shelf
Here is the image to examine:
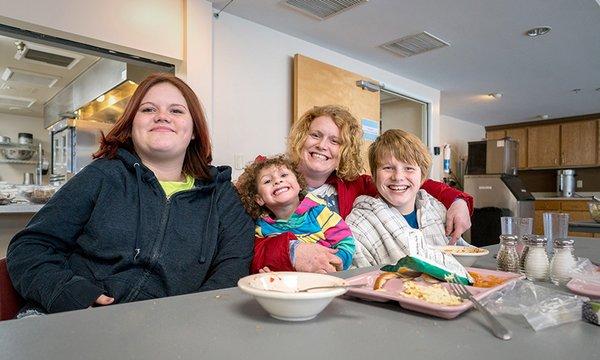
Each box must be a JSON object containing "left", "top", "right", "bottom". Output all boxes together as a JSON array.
[
  {"left": 0, "top": 159, "right": 37, "bottom": 165},
  {"left": 0, "top": 142, "right": 37, "bottom": 150}
]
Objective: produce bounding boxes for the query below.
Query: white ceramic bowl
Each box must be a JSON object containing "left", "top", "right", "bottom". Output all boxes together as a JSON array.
[
  {"left": 237, "top": 272, "right": 348, "bottom": 321},
  {"left": 432, "top": 245, "right": 490, "bottom": 267}
]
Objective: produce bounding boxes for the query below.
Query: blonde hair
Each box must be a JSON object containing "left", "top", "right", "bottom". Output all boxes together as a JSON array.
[
  {"left": 287, "top": 105, "right": 363, "bottom": 181},
  {"left": 236, "top": 155, "right": 307, "bottom": 219},
  {"left": 368, "top": 129, "right": 431, "bottom": 181}
]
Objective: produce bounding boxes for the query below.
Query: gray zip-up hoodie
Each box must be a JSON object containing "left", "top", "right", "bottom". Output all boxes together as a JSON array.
[{"left": 7, "top": 148, "right": 254, "bottom": 313}]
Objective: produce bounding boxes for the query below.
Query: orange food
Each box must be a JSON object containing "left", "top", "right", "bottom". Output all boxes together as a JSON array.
[{"left": 468, "top": 271, "right": 506, "bottom": 288}]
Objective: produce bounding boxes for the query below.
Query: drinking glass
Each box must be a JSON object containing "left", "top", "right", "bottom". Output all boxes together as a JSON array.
[
  {"left": 543, "top": 212, "right": 569, "bottom": 255},
  {"left": 500, "top": 217, "right": 533, "bottom": 254}
]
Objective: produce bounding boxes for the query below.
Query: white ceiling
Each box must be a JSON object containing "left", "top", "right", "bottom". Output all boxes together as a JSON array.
[
  {"left": 211, "top": 0, "right": 600, "bottom": 126},
  {"left": 0, "top": 34, "right": 98, "bottom": 118}
]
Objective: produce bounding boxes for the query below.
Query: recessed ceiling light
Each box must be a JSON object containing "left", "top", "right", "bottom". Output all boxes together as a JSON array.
[
  {"left": 525, "top": 26, "right": 551, "bottom": 37},
  {"left": 488, "top": 92, "right": 503, "bottom": 99},
  {"left": 539, "top": 114, "right": 550, "bottom": 120}
]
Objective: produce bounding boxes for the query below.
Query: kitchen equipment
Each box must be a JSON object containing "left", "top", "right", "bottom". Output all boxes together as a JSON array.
[
  {"left": 23, "top": 172, "right": 34, "bottom": 185},
  {"left": 0, "top": 136, "right": 10, "bottom": 145},
  {"left": 467, "top": 138, "right": 518, "bottom": 175},
  {"left": 49, "top": 118, "right": 113, "bottom": 176},
  {"left": 557, "top": 169, "right": 576, "bottom": 197},
  {"left": 465, "top": 138, "right": 533, "bottom": 245},
  {"left": 1, "top": 148, "right": 35, "bottom": 161},
  {"left": 18, "top": 133, "right": 33, "bottom": 145},
  {"left": 464, "top": 174, "right": 534, "bottom": 220}
]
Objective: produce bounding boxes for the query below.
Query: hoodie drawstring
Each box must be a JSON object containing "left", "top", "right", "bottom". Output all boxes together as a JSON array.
[
  {"left": 199, "top": 187, "right": 216, "bottom": 264},
  {"left": 133, "top": 163, "right": 143, "bottom": 262}
]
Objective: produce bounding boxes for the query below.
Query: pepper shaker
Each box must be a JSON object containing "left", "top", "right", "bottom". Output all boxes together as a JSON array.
[{"left": 497, "top": 235, "right": 520, "bottom": 273}]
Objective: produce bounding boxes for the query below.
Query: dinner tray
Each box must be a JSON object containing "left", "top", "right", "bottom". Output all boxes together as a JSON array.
[{"left": 344, "top": 267, "right": 524, "bottom": 319}]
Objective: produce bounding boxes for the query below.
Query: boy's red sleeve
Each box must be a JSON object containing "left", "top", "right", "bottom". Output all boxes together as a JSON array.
[
  {"left": 421, "top": 179, "right": 474, "bottom": 215},
  {"left": 251, "top": 232, "right": 297, "bottom": 273}
]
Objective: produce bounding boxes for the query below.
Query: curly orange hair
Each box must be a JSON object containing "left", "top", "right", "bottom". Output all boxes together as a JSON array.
[{"left": 287, "top": 105, "right": 363, "bottom": 182}]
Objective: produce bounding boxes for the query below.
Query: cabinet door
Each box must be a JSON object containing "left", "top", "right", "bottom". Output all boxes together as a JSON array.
[
  {"left": 561, "top": 120, "right": 598, "bottom": 166},
  {"left": 506, "top": 127, "right": 527, "bottom": 169},
  {"left": 527, "top": 124, "right": 560, "bottom": 168},
  {"left": 486, "top": 130, "right": 506, "bottom": 140}
]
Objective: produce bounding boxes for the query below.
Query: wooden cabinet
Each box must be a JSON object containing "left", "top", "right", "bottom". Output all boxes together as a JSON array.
[
  {"left": 534, "top": 200, "right": 594, "bottom": 238},
  {"left": 561, "top": 120, "right": 598, "bottom": 166},
  {"left": 527, "top": 124, "right": 560, "bottom": 168},
  {"left": 505, "top": 127, "right": 527, "bottom": 169},
  {"left": 486, "top": 130, "right": 506, "bottom": 140}
]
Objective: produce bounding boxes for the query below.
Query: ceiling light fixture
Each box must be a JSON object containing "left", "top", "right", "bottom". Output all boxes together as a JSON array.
[
  {"left": 539, "top": 114, "right": 550, "bottom": 120},
  {"left": 526, "top": 26, "right": 551, "bottom": 37},
  {"left": 572, "top": 88, "right": 581, "bottom": 94},
  {"left": 488, "top": 93, "right": 503, "bottom": 99}
]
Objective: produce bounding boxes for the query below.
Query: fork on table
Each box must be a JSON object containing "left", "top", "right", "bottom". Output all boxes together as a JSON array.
[{"left": 447, "top": 279, "right": 512, "bottom": 340}]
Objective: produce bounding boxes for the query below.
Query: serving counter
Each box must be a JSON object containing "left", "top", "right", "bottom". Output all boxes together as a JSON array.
[{"left": 0, "top": 238, "right": 598, "bottom": 360}]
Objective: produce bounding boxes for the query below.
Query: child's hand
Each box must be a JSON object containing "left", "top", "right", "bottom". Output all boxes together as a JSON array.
[{"left": 258, "top": 267, "right": 271, "bottom": 273}]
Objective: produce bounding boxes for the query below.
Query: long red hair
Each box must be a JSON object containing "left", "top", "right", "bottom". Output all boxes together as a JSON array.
[{"left": 93, "top": 73, "right": 213, "bottom": 180}]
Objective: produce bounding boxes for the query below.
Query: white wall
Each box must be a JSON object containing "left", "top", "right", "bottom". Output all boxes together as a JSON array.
[
  {"left": 0, "top": 0, "right": 184, "bottom": 62},
  {"left": 212, "top": 13, "right": 443, "bottom": 179},
  {"left": 381, "top": 99, "right": 424, "bottom": 140},
  {"left": 0, "top": 114, "right": 50, "bottom": 184},
  {"left": 439, "top": 114, "right": 485, "bottom": 181}
]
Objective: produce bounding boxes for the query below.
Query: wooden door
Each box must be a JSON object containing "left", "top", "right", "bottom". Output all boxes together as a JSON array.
[
  {"left": 293, "top": 54, "right": 380, "bottom": 173},
  {"left": 505, "top": 127, "right": 528, "bottom": 169},
  {"left": 561, "top": 120, "right": 598, "bottom": 166},
  {"left": 527, "top": 124, "right": 560, "bottom": 168},
  {"left": 486, "top": 130, "right": 506, "bottom": 140}
]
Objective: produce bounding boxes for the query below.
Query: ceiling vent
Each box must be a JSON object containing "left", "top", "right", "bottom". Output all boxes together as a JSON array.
[
  {"left": 380, "top": 32, "right": 450, "bottom": 58},
  {"left": 0, "top": 94, "right": 36, "bottom": 109},
  {"left": 14, "top": 41, "right": 83, "bottom": 69},
  {"left": 1, "top": 67, "right": 60, "bottom": 88},
  {"left": 283, "top": 0, "right": 368, "bottom": 20}
]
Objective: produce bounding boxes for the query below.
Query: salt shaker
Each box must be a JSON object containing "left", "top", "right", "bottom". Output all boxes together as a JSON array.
[
  {"left": 524, "top": 235, "right": 549, "bottom": 281},
  {"left": 549, "top": 238, "right": 577, "bottom": 285},
  {"left": 497, "top": 235, "right": 520, "bottom": 273}
]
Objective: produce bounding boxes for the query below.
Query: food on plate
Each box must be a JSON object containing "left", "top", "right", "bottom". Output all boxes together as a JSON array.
[
  {"left": 438, "top": 246, "right": 488, "bottom": 255},
  {"left": 374, "top": 272, "right": 401, "bottom": 290},
  {"left": 373, "top": 268, "right": 423, "bottom": 290},
  {"left": 468, "top": 271, "right": 506, "bottom": 288},
  {"left": 400, "top": 281, "right": 462, "bottom": 306},
  {"left": 382, "top": 253, "right": 473, "bottom": 285}
]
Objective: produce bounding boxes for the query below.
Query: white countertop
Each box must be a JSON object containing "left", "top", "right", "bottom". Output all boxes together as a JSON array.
[
  {"left": 532, "top": 192, "right": 600, "bottom": 200},
  {"left": 0, "top": 203, "right": 44, "bottom": 214}
]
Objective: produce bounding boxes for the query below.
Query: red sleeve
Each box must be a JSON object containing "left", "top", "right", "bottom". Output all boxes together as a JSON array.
[
  {"left": 250, "top": 232, "right": 297, "bottom": 273},
  {"left": 421, "top": 179, "right": 474, "bottom": 215}
]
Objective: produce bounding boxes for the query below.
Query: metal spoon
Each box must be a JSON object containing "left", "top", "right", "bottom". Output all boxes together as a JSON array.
[{"left": 266, "top": 283, "right": 367, "bottom": 293}]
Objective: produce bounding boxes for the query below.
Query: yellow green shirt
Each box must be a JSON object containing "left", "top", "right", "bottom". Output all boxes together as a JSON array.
[{"left": 159, "top": 174, "right": 195, "bottom": 198}]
